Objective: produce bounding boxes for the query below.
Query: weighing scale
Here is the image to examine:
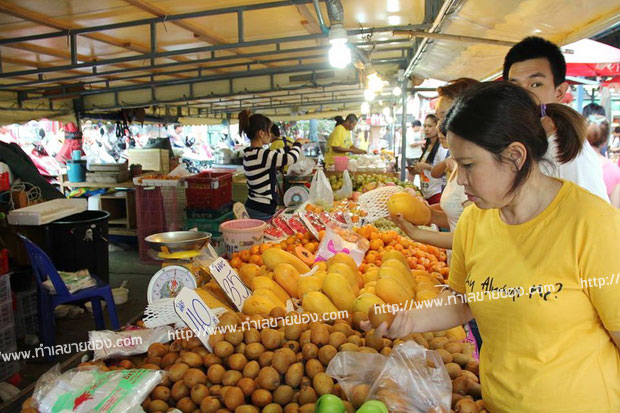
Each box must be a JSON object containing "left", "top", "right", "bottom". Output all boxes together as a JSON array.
[
  {"left": 144, "top": 231, "right": 217, "bottom": 304},
  {"left": 283, "top": 186, "right": 310, "bottom": 207}
]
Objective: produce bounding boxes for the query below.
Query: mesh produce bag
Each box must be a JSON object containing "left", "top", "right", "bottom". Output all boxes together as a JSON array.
[{"left": 358, "top": 186, "right": 404, "bottom": 223}]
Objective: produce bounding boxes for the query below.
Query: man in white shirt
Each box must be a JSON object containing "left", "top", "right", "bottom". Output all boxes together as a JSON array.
[
  {"left": 405, "top": 120, "right": 424, "bottom": 165},
  {"left": 503, "top": 36, "right": 609, "bottom": 202}
]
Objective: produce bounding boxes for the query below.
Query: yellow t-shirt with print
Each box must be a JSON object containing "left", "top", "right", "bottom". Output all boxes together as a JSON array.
[
  {"left": 325, "top": 124, "right": 352, "bottom": 165},
  {"left": 449, "top": 180, "right": 620, "bottom": 413},
  {"left": 270, "top": 136, "right": 294, "bottom": 151}
]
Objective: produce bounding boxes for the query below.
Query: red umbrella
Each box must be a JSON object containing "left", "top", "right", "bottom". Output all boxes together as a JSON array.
[{"left": 563, "top": 39, "right": 620, "bottom": 77}]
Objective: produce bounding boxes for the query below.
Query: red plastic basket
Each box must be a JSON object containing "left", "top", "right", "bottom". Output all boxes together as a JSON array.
[{"left": 185, "top": 171, "right": 233, "bottom": 210}]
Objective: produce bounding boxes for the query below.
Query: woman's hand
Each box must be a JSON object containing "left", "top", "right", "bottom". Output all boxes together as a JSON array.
[
  {"left": 376, "top": 309, "right": 420, "bottom": 339},
  {"left": 391, "top": 213, "right": 426, "bottom": 239},
  {"left": 414, "top": 162, "right": 432, "bottom": 173}
]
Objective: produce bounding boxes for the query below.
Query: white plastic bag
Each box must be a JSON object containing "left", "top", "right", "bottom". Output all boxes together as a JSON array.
[
  {"left": 334, "top": 170, "right": 353, "bottom": 200},
  {"left": 308, "top": 169, "right": 334, "bottom": 208},
  {"left": 33, "top": 364, "right": 164, "bottom": 413},
  {"left": 89, "top": 326, "right": 174, "bottom": 361}
]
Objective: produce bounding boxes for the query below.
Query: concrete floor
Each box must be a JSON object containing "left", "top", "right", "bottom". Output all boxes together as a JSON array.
[{"left": 10, "top": 245, "right": 158, "bottom": 396}]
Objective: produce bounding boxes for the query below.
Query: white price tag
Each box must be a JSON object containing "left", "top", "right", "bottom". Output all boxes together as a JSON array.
[
  {"left": 173, "top": 287, "right": 218, "bottom": 351},
  {"left": 209, "top": 257, "right": 252, "bottom": 311}
]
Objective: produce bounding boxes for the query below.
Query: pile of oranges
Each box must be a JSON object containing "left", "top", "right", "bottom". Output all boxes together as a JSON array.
[
  {"left": 228, "top": 223, "right": 448, "bottom": 278},
  {"left": 228, "top": 231, "right": 321, "bottom": 270},
  {"left": 354, "top": 225, "right": 449, "bottom": 277}
]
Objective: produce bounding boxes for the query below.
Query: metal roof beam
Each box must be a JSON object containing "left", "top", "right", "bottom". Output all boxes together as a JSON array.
[{"left": 0, "top": 24, "right": 425, "bottom": 79}]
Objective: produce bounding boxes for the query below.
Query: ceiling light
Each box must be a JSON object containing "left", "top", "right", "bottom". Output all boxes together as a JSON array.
[
  {"left": 388, "top": 15, "right": 401, "bottom": 25},
  {"left": 392, "top": 86, "right": 402, "bottom": 96},
  {"left": 364, "top": 89, "right": 376, "bottom": 101},
  {"left": 367, "top": 73, "right": 384, "bottom": 92},
  {"left": 328, "top": 24, "right": 351, "bottom": 69},
  {"left": 387, "top": 0, "right": 400, "bottom": 13},
  {"left": 361, "top": 102, "right": 370, "bottom": 114}
]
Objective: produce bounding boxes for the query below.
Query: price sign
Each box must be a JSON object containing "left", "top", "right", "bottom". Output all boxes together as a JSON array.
[
  {"left": 174, "top": 287, "right": 218, "bottom": 351},
  {"left": 209, "top": 257, "right": 252, "bottom": 311}
]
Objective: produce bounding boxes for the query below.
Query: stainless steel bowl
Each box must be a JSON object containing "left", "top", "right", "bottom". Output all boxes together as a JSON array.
[{"left": 144, "top": 231, "right": 212, "bottom": 253}]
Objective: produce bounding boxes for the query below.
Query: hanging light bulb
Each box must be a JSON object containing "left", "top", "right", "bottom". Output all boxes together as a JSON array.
[
  {"left": 328, "top": 24, "right": 351, "bottom": 69},
  {"left": 364, "top": 89, "right": 376, "bottom": 102},
  {"left": 392, "top": 86, "right": 402, "bottom": 96},
  {"left": 367, "top": 73, "right": 384, "bottom": 92},
  {"left": 361, "top": 102, "right": 370, "bottom": 114}
]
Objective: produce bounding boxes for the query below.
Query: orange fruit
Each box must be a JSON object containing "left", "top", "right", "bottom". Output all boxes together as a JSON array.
[
  {"left": 250, "top": 245, "right": 260, "bottom": 256},
  {"left": 249, "top": 255, "right": 261, "bottom": 265},
  {"left": 240, "top": 249, "right": 251, "bottom": 262},
  {"left": 369, "top": 239, "right": 384, "bottom": 251},
  {"left": 303, "top": 242, "right": 317, "bottom": 253},
  {"left": 229, "top": 257, "right": 242, "bottom": 268}
]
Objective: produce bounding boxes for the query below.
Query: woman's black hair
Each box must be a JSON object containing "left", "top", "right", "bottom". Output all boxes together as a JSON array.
[
  {"left": 271, "top": 123, "right": 281, "bottom": 138},
  {"left": 419, "top": 114, "right": 441, "bottom": 163},
  {"left": 444, "top": 81, "right": 586, "bottom": 194},
  {"left": 334, "top": 116, "right": 345, "bottom": 126},
  {"left": 239, "top": 110, "right": 272, "bottom": 140}
]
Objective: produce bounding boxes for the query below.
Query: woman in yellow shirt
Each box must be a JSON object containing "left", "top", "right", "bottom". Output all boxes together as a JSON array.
[
  {"left": 324, "top": 114, "right": 365, "bottom": 164},
  {"left": 382, "top": 82, "right": 620, "bottom": 412}
]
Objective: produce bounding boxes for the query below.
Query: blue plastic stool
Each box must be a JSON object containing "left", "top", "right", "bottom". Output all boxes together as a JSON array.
[{"left": 17, "top": 234, "right": 120, "bottom": 359}]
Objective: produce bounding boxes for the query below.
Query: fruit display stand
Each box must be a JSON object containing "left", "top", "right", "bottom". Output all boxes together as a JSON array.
[{"left": 19, "top": 207, "right": 482, "bottom": 412}]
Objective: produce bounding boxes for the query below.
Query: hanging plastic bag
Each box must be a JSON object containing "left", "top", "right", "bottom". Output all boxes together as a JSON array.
[
  {"left": 314, "top": 224, "right": 369, "bottom": 267},
  {"left": 326, "top": 341, "right": 452, "bottom": 413},
  {"left": 308, "top": 169, "right": 334, "bottom": 208},
  {"left": 334, "top": 170, "right": 353, "bottom": 200},
  {"left": 32, "top": 364, "right": 164, "bottom": 413}
]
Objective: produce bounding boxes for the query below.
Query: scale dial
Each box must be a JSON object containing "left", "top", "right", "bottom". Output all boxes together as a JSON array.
[{"left": 147, "top": 265, "right": 197, "bottom": 304}]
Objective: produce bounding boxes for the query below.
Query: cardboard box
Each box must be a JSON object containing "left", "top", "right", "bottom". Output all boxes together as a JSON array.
[{"left": 128, "top": 149, "right": 169, "bottom": 173}]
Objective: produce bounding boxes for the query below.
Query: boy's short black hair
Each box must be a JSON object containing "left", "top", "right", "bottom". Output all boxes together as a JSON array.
[
  {"left": 271, "top": 123, "right": 281, "bottom": 137},
  {"left": 412, "top": 120, "right": 422, "bottom": 127},
  {"left": 582, "top": 103, "right": 605, "bottom": 118},
  {"left": 503, "top": 36, "right": 566, "bottom": 86},
  {"left": 345, "top": 113, "right": 358, "bottom": 123},
  {"left": 615, "top": 126, "right": 620, "bottom": 134}
]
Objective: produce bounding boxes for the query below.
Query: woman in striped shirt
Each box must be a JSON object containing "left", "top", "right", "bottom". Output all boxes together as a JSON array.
[{"left": 239, "top": 110, "right": 307, "bottom": 220}]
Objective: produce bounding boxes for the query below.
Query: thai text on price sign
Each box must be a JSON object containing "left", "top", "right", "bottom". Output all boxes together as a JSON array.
[
  {"left": 209, "top": 257, "right": 252, "bottom": 311},
  {"left": 174, "top": 287, "right": 218, "bottom": 351}
]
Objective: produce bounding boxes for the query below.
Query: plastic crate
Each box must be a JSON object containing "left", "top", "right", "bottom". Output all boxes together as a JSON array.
[
  {"left": 15, "top": 312, "right": 38, "bottom": 339},
  {"left": 185, "top": 171, "right": 232, "bottom": 210},
  {"left": 185, "top": 211, "right": 234, "bottom": 235},
  {"left": 15, "top": 289, "right": 37, "bottom": 317},
  {"left": 185, "top": 203, "right": 232, "bottom": 219},
  {"left": 0, "top": 273, "right": 9, "bottom": 301},
  {"left": 0, "top": 322, "right": 16, "bottom": 352},
  {"left": 0, "top": 360, "right": 21, "bottom": 382},
  {"left": 0, "top": 299, "right": 13, "bottom": 328}
]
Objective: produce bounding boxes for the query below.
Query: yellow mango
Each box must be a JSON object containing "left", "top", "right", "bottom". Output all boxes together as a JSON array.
[
  {"left": 329, "top": 262, "right": 361, "bottom": 294},
  {"left": 446, "top": 326, "right": 467, "bottom": 341},
  {"left": 302, "top": 291, "right": 338, "bottom": 315},
  {"left": 366, "top": 286, "right": 376, "bottom": 295},
  {"left": 387, "top": 192, "right": 431, "bottom": 225},
  {"left": 415, "top": 281, "right": 438, "bottom": 294},
  {"left": 262, "top": 248, "right": 310, "bottom": 273},
  {"left": 204, "top": 280, "right": 234, "bottom": 306},
  {"left": 314, "top": 270, "right": 327, "bottom": 284},
  {"left": 382, "top": 259, "right": 413, "bottom": 283},
  {"left": 382, "top": 250, "right": 410, "bottom": 269},
  {"left": 238, "top": 263, "right": 261, "bottom": 286},
  {"left": 379, "top": 267, "right": 414, "bottom": 296},
  {"left": 322, "top": 272, "right": 356, "bottom": 312},
  {"left": 327, "top": 253, "right": 359, "bottom": 273},
  {"left": 376, "top": 276, "right": 413, "bottom": 304},
  {"left": 274, "top": 263, "right": 301, "bottom": 298},
  {"left": 353, "top": 293, "right": 385, "bottom": 315},
  {"left": 195, "top": 288, "right": 234, "bottom": 312},
  {"left": 313, "top": 261, "right": 327, "bottom": 272},
  {"left": 416, "top": 289, "right": 438, "bottom": 302},
  {"left": 362, "top": 269, "right": 380, "bottom": 285},
  {"left": 251, "top": 276, "right": 290, "bottom": 304},
  {"left": 297, "top": 276, "right": 323, "bottom": 297},
  {"left": 242, "top": 295, "right": 277, "bottom": 317},
  {"left": 253, "top": 288, "right": 286, "bottom": 308}
]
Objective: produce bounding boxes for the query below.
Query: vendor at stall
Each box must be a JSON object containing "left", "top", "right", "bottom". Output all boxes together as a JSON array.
[
  {"left": 240, "top": 110, "right": 308, "bottom": 221},
  {"left": 324, "top": 114, "right": 366, "bottom": 165},
  {"left": 269, "top": 124, "right": 294, "bottom": 150}
]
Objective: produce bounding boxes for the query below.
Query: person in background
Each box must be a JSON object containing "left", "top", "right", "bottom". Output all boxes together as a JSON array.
[
  {"left": 582, "top": 102, "right": 606, "bottom": 118},
  {"left": 269, "top": 124, "right": 294, "bottom": 150},
  {"left": 324, "top": 114, "right": 366, "bottom": 165},
  {"left": 168, "top": 124, "right": 184, "bottom": 149},
  {"left": 409, "top": 114, "right": 447, "bottom": 204},
  {"left": 405, "top": 120, "right": 424, "bottom": 166},
  {"left": 587, "top": 116, "right": 620, "bottom": 207},
  {"left": 610, "top": 126, "right": 620, "bottom": 154},
  {"left": 504, "top": 36, "right": 609, "bottom": 201},
  {"left": 240, "top": 110, "right": 308, "bottom": 221},
  {"left": 383, "top": 81, "right": 620, "bottom": 412}
]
